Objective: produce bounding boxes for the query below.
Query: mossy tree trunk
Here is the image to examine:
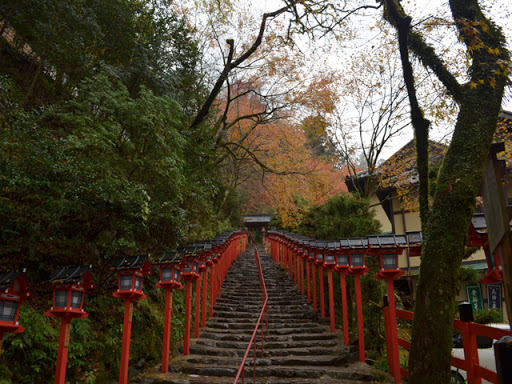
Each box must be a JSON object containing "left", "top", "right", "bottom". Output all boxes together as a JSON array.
[{"left": 382, "top": 0, "right": 510, "bottom": 382}]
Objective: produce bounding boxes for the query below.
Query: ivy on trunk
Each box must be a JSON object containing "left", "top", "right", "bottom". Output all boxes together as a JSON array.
[{"left": 382, "top": 0, "right": 510, "bottom": 382}]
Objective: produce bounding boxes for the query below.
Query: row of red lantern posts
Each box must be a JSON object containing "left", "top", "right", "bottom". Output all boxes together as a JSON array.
[
  {"left": 266, "top": 212, "right": 507, "bottom": 384},
  {"left": 266, "top": 232, "right": 408, "bottom": 367},
  {"left": 0, "top": 231, "right": 247, "bottom": 384}
]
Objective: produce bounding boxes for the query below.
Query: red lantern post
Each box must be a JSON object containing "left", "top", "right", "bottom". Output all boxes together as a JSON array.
[
  {"left": 202, "top": 242, "right": 213, "bottom": 327},
  {"left": 324, "top": 242, "right": 338, "bottom": 333},
  {"left": 180, "top": 247, "right": 201, "bottom": 356},
  {"left": 348, "top": 238, "right": 369, "bottom": 362},
  {"left": 369, "top": 234, "right": 407, "bottom": 384},
  {"left": 309, "top": 243, "right": 318, "bottom": 311},
  {"left": 0, "top": 271, "right": 31, "bottom": 358},
  {"left": 156, "top": 251, "right": 184, "bottom": 373},
  {"left": 209, "top": 242, "right": 220, "bottom": 318},
  {"left": 112, "top": 256, "right": 151, "bottom": 384},
  {"left": 336, "top": 240, "right": 351, "bottom": 346},
  {"left": 45, "top": 266, "right": 95, "bottom": 384},
  {"left": 194, "top": 245, "right": 207, "bottom": 338},
  {"left": 314, "top": 242, "right": 327, "bottom": 318},
  {"left": 298, "top": 240, "right": 306, "bottom": 296},
  {"left": 304, "top": 240, "right": 312, "bottom": 303}
]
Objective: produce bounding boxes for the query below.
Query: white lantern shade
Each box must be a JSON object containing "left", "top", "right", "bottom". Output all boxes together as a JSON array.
[{"left": 0, "top": 300, "right": 19, "bottom": 322}]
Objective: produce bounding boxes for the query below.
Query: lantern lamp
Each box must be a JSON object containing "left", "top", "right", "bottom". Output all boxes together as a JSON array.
[
  {"left": 204, "top": 243, "right": 214, "bottom": 266},
  {"left": 0, "top": 271, "right": 31, "bottom": 334},
  {"left": 156, "top": 251, "right": 183, "bottom": 290},
  {"left": 324, "top": 242, "right": 338, "bottom": 268},
  {"left": 336, "top": 239, "right": 350, "bottom": 272},
  {"left": 371, "top": 235, "right": 406, "bottom": 279},
  {"left": 191, "top": 244, "right": 207, "bottom": 273},
  {"left": 298, "top": 237, "right": 308, "bottom": 260},
  {"left": 314, "top": 241, "right": 326, "bottom": 266},
  {"left": 180, "top": 246, "right": 200, "bottom": 280},
  {"left": 350, "top": 253, "right": 365, "bottom": 267},
  {"left": 467, "top": 213, "right": 488, "bottom": 248},
  {"left": 380, "top": 253, "right": 398, "bottom": 270},
  {"left": 348, "top": 238, "right": 368, "bottom": 272},
  {"left": 112, "top": 256, "right": 151, "bottom": 300},
  {"left": 406, "top": 231, "right": 423, "bottom": 257},
  {"left": 46, "top": 266, "right": 95, "bottom": 319},
  {"left": 304, "top": 240, "right": 315, "bottom": 262}
]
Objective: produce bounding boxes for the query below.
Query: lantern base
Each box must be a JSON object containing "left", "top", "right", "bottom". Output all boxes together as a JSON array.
[
  {"left": 0, "top": 323, "right": 25, "bottom": 334},
  {"left": 45, "top": 309, "right": 89, "bottom": 320},
  {"left": 376, "top": 269, "right": 404, "bottom": 280},
  {"left": 113, "top": 291, "right": 147, "bottom": 300},
  {"left": 350, "top": 267, "right": 369, "bottom": 275},
  {"left": 181, "top": 274, "right": 200, "bottom": 281},
  {"left": 156, "top": 282, "right": 183, "bottom": 290},
  {"left": 480, "top": 270, "right": 503, "bottom": 284}
]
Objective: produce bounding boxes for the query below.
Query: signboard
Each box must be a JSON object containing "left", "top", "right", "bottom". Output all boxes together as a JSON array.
[
  {"left": 487, "top": 283, "right": 503, "bottom": 313},
  {"left": 466, "top": 284, "right": 484, "bottom": 311},
  {"left": 481, "top": 148, "right": 509, "bottom": 254}
]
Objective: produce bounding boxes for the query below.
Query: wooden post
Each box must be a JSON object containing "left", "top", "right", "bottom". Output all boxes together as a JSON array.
[
  {"left": 209, "top": 265, "right": 215, "bottom": 318},
  {"left": 119, "top": 299, "right": 133, "bottom": 384},
  {"left": 202, "top": 269, "right": 208, "bottom": 327},
  {"left": 328, "top": 269, "right": 335, "bottom": 332},
  {"left": 383, "top": 305, "right": 394, "bottom": 379},
  {"left": 300, "top": 257, "right": 305, "bottom": 296},
  {"left": 306, "top": 261, "right": 311, "bottom": 303},
  {"left": 386, "top": 279, "right": 401, "bottom": 384},
  {"left": 55, "top": 318, "right": 71, "bottom": 384},
  {"left": 184, "top": 280, "right": 192, "bottom": 355},
  {"left": 319, "top": 266, "right": 325, "bottom": 318},
  {"left": 312, "top": 263, "right": 317, "bottom": 311},
  {"left": 461, "top": 321, "right": 481, "bottom": 384},
  {"left": 161, "top": 290, "right": 173, "bottom": 373},
  {"left": 194, "top": 276, "right": 201, "bottom": 338},
  {"left": 354, "top": 273, "right": 365, "bottom": 362},
  {"left": 340, "top": 273, "right": 349, "bottom": 346}
]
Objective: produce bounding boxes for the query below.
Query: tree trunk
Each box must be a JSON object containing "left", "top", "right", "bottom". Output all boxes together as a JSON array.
[{"left": 409, "top": 89, "right": 505, "bottom": 383}]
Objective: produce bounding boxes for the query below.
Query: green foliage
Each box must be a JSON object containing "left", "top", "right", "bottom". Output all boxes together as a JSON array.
[
  {"left": 1, "top": 306, "right": 58, "bottom": 382},
  {"left": 0, "top": 0, "right": 228, "bottom": 379},
  {"left": 297, "top": 194, "right": 382, "bottom": 239},
  {"left": 458, "top": 266, "right": 481, "bottom": 284},
  {"left": 473, "top": 308, "right": 502, "bottom": 324}
]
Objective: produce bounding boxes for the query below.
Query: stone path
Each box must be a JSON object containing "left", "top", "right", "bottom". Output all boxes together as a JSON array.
[{"left": 133, "top": 245, "right": 391, "bottom": 384}]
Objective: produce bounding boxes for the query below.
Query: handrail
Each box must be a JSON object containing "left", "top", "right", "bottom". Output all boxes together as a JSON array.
[
  {"left": 233, "top": 247, "right": 269, "bottom": 384},
  {"left": 392, "top": 309, "right": 512, "bottom": 383}
]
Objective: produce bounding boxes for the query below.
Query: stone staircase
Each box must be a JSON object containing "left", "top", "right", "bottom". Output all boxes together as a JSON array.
[{"left": 134, "top": 245, "right": 391, "bottom": 384}]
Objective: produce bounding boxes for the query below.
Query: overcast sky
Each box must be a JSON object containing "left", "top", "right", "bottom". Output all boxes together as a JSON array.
[{"left": 254, "top": 0, "right": 512, "bottom": 160}]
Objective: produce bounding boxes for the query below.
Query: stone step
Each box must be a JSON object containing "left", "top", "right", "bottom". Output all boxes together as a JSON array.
[
  {"left": 134, "top": 369, "right": 377, "bottom": 384},
  {"left": 132, "top": 245, "right": 392, "bottom": 384},
  {"left": 188, "top": 344, "right": 354, "bottom": 358},
  {"left": 169, "top": 354, "right": 354, "bottom": 369},
  {"left": 193, "top": 338, "right": 337, "bottom": 350},
  {"left": 199, "top": 325, "right": 327, "bottom": 335},
  {"left": 173, "top": 362, "right": 379, "bottom": 381},
  {"left": 197, "top": 331, "right": 337, "bottom": 343}
]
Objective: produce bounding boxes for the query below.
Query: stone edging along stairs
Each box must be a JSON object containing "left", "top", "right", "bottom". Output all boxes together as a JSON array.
[{"left": 133, "top": 245, "right": 392, "bottom": 384}]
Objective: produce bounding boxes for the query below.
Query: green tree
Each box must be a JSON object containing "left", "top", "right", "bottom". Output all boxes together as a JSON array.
[
  {"left": 298, "top": 194, "right": 381, "bottom": 239},
  {"left": 381, "top": 1, "right": 510, "bottom": 382}
]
